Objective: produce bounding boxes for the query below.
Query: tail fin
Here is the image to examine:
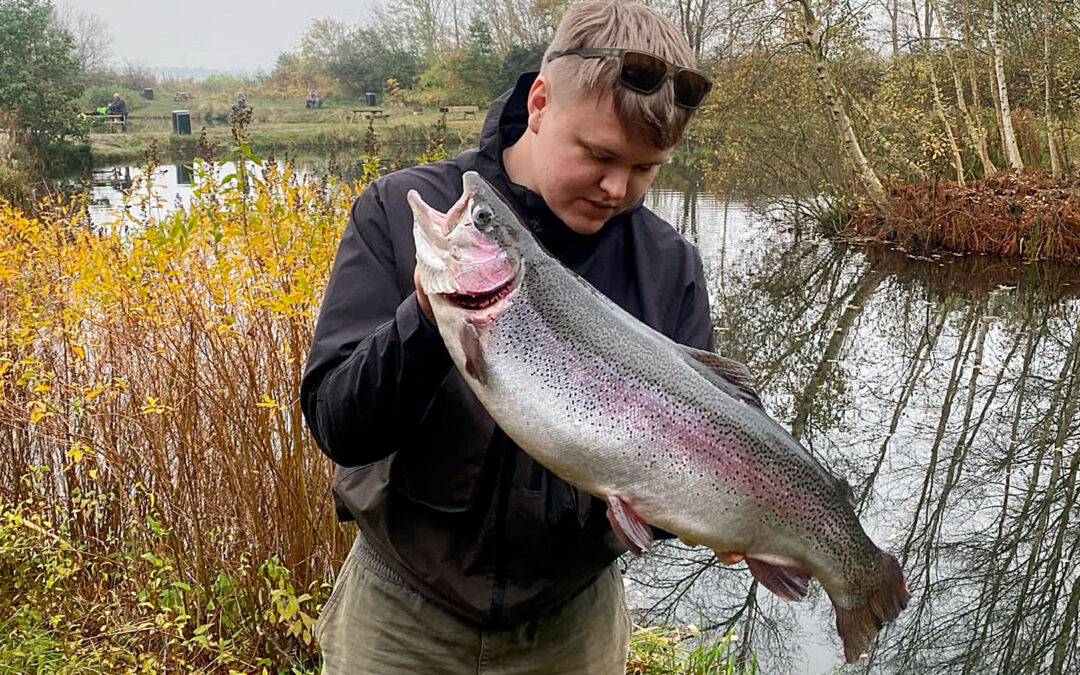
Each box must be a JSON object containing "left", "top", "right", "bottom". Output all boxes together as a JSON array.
[{"left": 833, "top": 552, "right": 909, "bottom": 663}]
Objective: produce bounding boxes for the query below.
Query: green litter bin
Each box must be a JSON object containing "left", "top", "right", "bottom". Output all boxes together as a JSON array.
[{"left": 171, "top": 110, "right": 191, "bottom": 135}]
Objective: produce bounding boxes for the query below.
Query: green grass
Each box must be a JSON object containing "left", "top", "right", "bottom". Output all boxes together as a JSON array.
[
  {"left": 86, "top": 103, "right": 483, "bottom": 164},
  {"left": 627, "top": 625, "right": 757, "bottom": 674}
]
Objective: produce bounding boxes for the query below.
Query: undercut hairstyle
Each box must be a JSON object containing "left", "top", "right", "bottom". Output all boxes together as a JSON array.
[{"left": 542, "top": 1, "right": 698, "bottom": 149}]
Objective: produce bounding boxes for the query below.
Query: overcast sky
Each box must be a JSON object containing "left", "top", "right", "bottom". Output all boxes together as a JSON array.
[{"left": 72, "top": 0, "right": 376, "bottom": 73}]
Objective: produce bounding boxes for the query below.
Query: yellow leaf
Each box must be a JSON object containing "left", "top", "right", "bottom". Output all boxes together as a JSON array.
[
  {"left": 34, "top": 384, "right": 52, "bottom": 393},
  {"left": 72, "top": 344, "right": 85, "bottom": 360},
  {"left": 28, "top": 400, "right": 46, "bottom": 423},
  {"left": 67, "top": 443, "right": 87, "bottom": 463}
]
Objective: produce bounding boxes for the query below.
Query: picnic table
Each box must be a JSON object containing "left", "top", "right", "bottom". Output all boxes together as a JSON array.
[
  {"left": 174, "top": 92, "right": 195, "bottom": 102},
  {"left": 350, "top": 107, "right": 389, "bottom": 123},
  {"left": 439, "top": 105, "right": 479, "bottom": 121},
  {"left": 105, "top": 115, "right": 126, "bottom": 133}
]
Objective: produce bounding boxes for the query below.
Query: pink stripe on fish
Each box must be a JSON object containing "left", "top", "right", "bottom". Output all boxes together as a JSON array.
[{"left": 518, "top": 319, "right": 810, "bottom": 513}]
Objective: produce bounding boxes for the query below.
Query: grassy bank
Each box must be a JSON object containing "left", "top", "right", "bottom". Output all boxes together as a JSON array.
[{"left": 85, "top": 95, "right": 483, "bottom": 164}]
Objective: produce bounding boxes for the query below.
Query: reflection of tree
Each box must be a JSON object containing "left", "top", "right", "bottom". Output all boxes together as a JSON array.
[
  {"left": 858, "top": 303, "right": 947, "bottom": 509},
  {"left": 871, "top": 299, "right": 1080, "bottom": 673},
  {"left": 790, "top": 267, "right": 883, "bottom": 442},
  {"left": 635, "top": 192, "right": 1080, "bottom": 673}
]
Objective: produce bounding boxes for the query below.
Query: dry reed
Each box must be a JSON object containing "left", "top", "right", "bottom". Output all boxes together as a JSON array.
[{"left": 848, "top": 171, "right": 1080, "bottom": 262}]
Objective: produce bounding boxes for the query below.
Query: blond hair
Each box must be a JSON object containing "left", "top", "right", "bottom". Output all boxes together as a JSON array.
[{"left": 542, "top": 1, "right": 697, "bottom": 149}]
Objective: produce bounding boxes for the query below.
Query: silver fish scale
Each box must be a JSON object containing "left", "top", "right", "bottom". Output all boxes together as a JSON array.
[{"left": 465, "top": 257, "right": 880, "bottom": 596}]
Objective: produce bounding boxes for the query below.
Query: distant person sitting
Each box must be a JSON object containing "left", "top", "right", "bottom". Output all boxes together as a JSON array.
[
  {"left": 106, "top": 93, "right": 128, "bottom": 131},
  {"left": 306, "top": 91, "right": 316, "bottom": 108},
  {"left": 314, "top": 94, "right": 322, "bottom": 109}
]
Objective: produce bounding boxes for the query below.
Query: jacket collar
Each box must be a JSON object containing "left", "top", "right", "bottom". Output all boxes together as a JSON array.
[{"left": 471, "top": 72, "right": 645, "bottom": 249}]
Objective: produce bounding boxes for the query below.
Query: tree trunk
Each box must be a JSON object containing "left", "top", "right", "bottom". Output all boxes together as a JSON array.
[
  {"left": 988, "top": 50, "right": 1006, "bottom": 159},
  {"left": 924, "top": 0, "right": 932, "bottom": 44},
  {"left": 933, "top": 0, "right": 996, "bottom": 175},
  {"left": 892, "top": 0, "right": 899, "bottom": 58},
  {"left": 797, "top": 0, "right": 889, "bottom": 212},
  {"left": 915, "top": 0, "right": 965, "bottom": 185},
  {"left": 990, "top": 0, "right": 1024, "bottom": 170},
  {"left": 1044, "top": 11, "right": 1063, "bottom": 179}
]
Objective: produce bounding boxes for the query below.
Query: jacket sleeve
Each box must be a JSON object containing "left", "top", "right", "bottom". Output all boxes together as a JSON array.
[
  {"left": 300, "top": 183, "right": 454, "bottom": 467},
  {"left": 675, "top": 247, "right": 715, "bottom": 352}
]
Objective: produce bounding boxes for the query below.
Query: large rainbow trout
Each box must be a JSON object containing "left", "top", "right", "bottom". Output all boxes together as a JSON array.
[{"left": 408, "top": 171, "right": 909, "bottom": 662}]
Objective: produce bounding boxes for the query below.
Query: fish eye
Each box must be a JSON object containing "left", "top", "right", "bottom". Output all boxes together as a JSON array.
[{"left": 472, "top": 205, "right": 494, "bottom": 229}]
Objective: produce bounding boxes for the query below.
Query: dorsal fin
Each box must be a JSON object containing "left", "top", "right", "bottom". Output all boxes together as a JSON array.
[{"left": 680, "top": 346, "right": 765, "bottom": 411}]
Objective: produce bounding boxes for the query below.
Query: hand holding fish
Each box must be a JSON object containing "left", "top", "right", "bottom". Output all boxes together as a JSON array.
[{"left": 413, "top": 266, "right": 436, "bottom": 324}]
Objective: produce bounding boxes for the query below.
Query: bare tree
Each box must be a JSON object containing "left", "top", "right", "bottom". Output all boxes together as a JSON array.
[
  {"left": 1043, "top": 3, "right": 1062, "bottom": 179},
  {"left": 52, "top": 2, "right": 112, "bottom": 74},
  {"left": 484, "top": 0, "right": 566, "bottom": 55},
  {"left": 911, "top": 0, "right": 966, "bottom": 185}
]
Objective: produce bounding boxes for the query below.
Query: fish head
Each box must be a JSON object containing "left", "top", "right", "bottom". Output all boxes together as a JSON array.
[{"left": 409, "top": 171, "right": 529, "bottom": 320}]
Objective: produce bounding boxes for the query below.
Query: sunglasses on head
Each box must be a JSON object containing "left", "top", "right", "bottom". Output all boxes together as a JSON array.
[{"left": 545, "top": 47, "right": 712, "bottom": 109}]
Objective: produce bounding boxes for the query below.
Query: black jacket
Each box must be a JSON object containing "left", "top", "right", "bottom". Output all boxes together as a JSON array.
[{"left": 300, "top": 72, "right": 715, "bottom": 626}]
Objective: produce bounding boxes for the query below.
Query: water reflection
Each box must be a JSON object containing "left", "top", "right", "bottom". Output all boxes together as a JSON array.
[
  {"left": 82, "top": 158, "right": 380, "bottom": 224},
  {"left": 638, "top": 189, "right": 1080, "bottom": 673}
]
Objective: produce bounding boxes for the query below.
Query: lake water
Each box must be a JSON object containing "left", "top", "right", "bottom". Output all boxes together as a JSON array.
[{"left": 86, "top": 159, "right": 1080, "bottom": 674}]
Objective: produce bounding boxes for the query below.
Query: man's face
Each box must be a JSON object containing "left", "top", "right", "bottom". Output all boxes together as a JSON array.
[
  {"left": 526, "top": 77, "right": 672, "bottom": 235},
  {"left": 113, "top": 94, "right": 120, "bottom": 101}
]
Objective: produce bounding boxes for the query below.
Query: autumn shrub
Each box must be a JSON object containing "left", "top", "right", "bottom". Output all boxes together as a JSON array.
[{"left": 0, "top": 151, "right": 364, "bottom": 672}]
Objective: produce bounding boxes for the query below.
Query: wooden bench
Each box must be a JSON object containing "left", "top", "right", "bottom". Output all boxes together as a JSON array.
[
  {"left": 439, "top": 105, "right": 479, "bottom": 121},
  {"left": 351, "top": 108, "right": 389, "bottom": 123},
  {"left": 173, "top": 92, "right": 195, "bottom": 102},
  {"left": 106, "top": 115, "right": 126, "bottom": 132}
]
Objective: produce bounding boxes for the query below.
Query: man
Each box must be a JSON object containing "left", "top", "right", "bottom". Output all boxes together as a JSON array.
[
  {"left": 300, "top": 2, "right": 714, "bottom": 673},
  {"left": 106, "top": 93, "right": 127, "bottom": 131}
]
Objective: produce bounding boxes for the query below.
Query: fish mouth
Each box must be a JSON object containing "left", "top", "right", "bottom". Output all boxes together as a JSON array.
[{"left": 446, "top": 277, "right": 515, "bottom": 309}]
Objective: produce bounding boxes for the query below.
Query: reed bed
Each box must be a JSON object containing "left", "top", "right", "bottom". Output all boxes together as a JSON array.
[{"left": 847, "top": 171, "right": 1080, "bottom": 261}]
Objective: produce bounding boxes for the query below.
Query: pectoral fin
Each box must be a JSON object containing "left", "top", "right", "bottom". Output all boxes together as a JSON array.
[{"left": 606, "top": 495, "right": 653, "bottom": 556}]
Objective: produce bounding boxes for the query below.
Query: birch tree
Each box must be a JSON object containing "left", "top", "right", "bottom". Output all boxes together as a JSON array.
[
  {"left": 989, "top": 0, "right": 1024, "bottom": 170},
  {"left": 796, "top": 0, "right": 889, "bottom": 212},
  {"left": 911, "top": 0, "right": 965, "bottom": 185},
  {"left": 930, "top": 0, "right": 996, "bottom": 175},
  {"left": 1043, "top": 5, "right": 1062, "bottom": 179}
]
